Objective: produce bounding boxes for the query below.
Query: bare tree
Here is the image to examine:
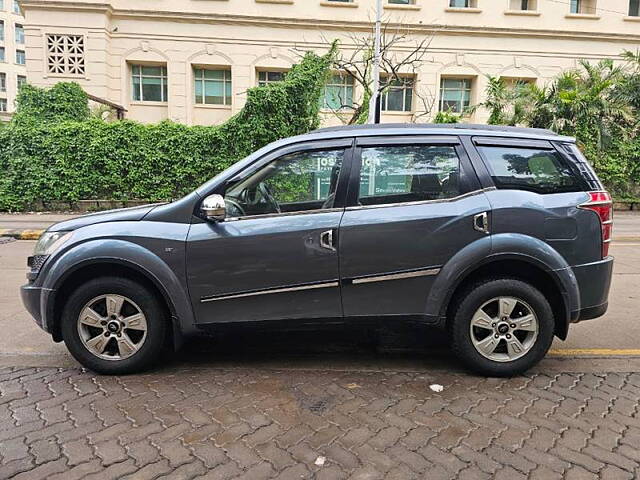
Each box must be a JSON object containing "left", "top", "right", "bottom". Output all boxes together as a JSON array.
[{"left": 319, "top": 22, "right": 436, "bottom": 124}]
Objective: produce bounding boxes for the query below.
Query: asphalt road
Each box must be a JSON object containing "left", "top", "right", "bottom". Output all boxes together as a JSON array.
[{"left": 1, "top": 238, "right": 639, "bottom": 367}]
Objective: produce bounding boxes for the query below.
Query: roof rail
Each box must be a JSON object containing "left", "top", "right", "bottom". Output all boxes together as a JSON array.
[{"left": 313, "top": 123, "right": 558, "bottom": 136}]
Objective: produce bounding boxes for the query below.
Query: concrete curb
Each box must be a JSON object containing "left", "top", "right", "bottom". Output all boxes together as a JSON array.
[{"left": 0, "top": 229, "right": 44, "bottom": 240}]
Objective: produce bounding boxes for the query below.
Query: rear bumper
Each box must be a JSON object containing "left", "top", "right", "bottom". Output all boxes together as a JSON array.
[{"left": 570, "top": 256, "right": 614, "bottom": 324}]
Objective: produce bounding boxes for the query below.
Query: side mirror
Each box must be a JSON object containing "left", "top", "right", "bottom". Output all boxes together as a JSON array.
[{"left": 201, "top": 194, "right": 226, "bottom": 221}]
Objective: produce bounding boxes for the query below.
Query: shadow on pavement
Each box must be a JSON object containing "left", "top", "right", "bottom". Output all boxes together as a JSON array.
[{"left": 158, "top": 322, "right": 463, "bottom": 373}]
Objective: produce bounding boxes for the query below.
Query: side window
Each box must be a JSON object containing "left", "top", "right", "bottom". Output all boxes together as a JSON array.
[
  {"left": 358, "top": 145, "right": 461, "bottom": 206},
  {"left": 478, "top": 146, "right": 584, "bottom": 194},
  {"left": 224, "top": 149, "right": 344, "bottom": 217}
]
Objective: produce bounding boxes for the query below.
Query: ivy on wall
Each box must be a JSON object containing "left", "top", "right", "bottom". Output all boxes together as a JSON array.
[{"left": 0, "top": 47, "right": 334, "bottom": 211}]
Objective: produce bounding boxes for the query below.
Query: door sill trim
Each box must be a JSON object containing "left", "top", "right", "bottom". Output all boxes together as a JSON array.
[
  {"left": 201, "top": 281, "right": 340, "bottom": 303},
  {"left": 350, "top": 268, "right": 441, "bottom": 285}
]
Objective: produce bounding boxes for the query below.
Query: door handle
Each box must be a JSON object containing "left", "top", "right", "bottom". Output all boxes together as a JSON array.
[
  {"left": 320, "top": 229, "right": 337, "bottom": 251},
  {"left": 473, "top": 212, "right": 490, "bottom": 234}
]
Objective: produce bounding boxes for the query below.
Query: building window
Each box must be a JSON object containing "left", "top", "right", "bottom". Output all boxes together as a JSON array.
[
  {"left": 131, "top": 65, "right": 168, "bottom": 102},
  {"left": 510, "top": 0, "right": 536, "bottom": 10},
  {"left": 46, "top": 35, "right": 86, "bottom": 75},
  {"left": 15, "top": 24, "right": 24, "bottom": 44},
  {"left": 16, "top": 49, "right": 25, "bottom": 65},
  {"left": 0, "top": 98, "right": 6, "bottom": 112},
  {"left": 321, "top": 73, "right": 354, "bottom": 110},
  {"left": 570, "top": 0, "right": 596, "bottom": 14},
  {"left": 194, "top": 68, "right": 232, "bottom": 106},
  {"left": 630, "top": 0, "right": 639, "bottom": 16},
  {"left": 0, "top": 1, "right": 4, "bottom": 11},
  {"left": 381, "top": 76, "right": 414, "bottom": 112},
  {"left": 0, "top": 47, "right": 4, "bottom": 63},
  {"left": 0, "top": 73, "right": 5, "bottom": 92},
  {"left": 449, "top": 0, "right": 476, "bottom": 7},
  {"left": 0, "top": 21, "right": 4, "bottom": 42},
  {"left": 17, "top": 74, "right": 26, "bottom": 89},
  {"left": 439, "top": 78, "right": 472, "bottom": 113},
  {"left": 388, "top": 0, "right": 415, "bottom": 4},
  {"left": 12, "top": 0, "right": 19, "bottom": 14},
  {"left": 326, "top": 0, "right": 354, "bottom": 2},
  {"left": 257, "top": 70, "right": 286, "bottom": 86}
]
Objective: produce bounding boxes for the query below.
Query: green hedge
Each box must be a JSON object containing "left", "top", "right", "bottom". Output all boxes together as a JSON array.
[{"left": 0, "top": 48, "right": 334, "bottom": 211}]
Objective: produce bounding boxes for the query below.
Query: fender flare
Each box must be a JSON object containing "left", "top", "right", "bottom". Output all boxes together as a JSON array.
[
  {"left": 40, "top": 239, "right": 197, "bottom": 342},
  {"left": 426, "top": 233, "right": 580, "bottom": 338}
]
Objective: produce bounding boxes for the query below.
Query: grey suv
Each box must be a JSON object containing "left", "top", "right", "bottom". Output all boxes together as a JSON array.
[{"left": 21, "top": 124, "right": 614, "bottom": 376}]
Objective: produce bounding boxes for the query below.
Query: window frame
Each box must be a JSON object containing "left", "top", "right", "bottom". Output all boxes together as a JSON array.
[
  {"left": 0, "top": 46, "right": 5, "bottom": 63},
  {"left": 449, "top": 0, "right": 476, "bottom": 7},
  {"left": 205, "top": 138, "right": 356, "bottom": 221},
  {"left": 320, "top": 72, "right": 355, "bottom": 111},
  {"left": 472, "top": 137, "right": 590, "bottom": 195},
  {"left": 509, "top": 0, "right": 536, "bottom": 10},
  {"left": 346, "top": 135, "right": 480, "bottom": 209},
  {"left": 194, "top": 67, "right": 232, "bottom": 106},
  {"left": 0, "top": 72, "right": 5, "bottom": 92},
  {"left": 131, "top": 64, "right": 168, "bottom": 103},
  {"left": 257, "top": 70, "right": 287, "bottom": 87},
  {"left": 15, "top": 23, "right": 24, "bottom": 44},
  {"left": 380, "top": 75, "right": 414, "bottom": 112},
  {"left": 15, "top": 49, "right": 25, "bottom": 65},
  {"left": 630, "top": 0, "right": 639, "bottom": 16},
  {"left": 439, "top": 77, "right": 473, "bottom": 114},
  {"left": 0, "top": 98, "right": 6, "bottom": 112},
  {"left": 0, "top": 21, "right": 4, "bottom": 42}
]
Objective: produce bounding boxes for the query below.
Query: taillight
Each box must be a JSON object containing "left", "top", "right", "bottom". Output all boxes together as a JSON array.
[{"left": 579, "top": 191, "right": 613, "bottom": 258}]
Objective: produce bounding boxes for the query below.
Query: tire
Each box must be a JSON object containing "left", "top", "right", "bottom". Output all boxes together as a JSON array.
[
  {"left": 449, "top": 278, "right": 554, "bottom": 377},
  {"left": 61, "top": 277, "right": 168, "bottom": 375}
]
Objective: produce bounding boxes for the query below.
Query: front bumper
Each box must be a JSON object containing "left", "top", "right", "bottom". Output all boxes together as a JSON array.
[
  {"left": 570, "top": 256, "right": 614, "bottom": 323},
  {"left": 20, "top": 284, "right": 52, "bottom": 333}
]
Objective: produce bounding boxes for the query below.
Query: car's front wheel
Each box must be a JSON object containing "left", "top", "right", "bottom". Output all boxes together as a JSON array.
[
  {"left": 61, "top": 277, "right": 168, "bottom": 374},
  {"left": 449, "top": 278, "right": 554, "bottom": 377}
]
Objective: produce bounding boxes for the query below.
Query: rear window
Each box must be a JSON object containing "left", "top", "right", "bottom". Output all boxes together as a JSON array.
[{"left": 478, "top": 146, "right": 585, "bottom": 194}]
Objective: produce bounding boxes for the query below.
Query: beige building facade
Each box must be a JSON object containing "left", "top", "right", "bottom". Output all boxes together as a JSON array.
[
  {"left": 0, "top": 0, "right": 26, "bottom": 120},
  {"left": 17, "top": 0, "right": 640, "bottom": 126}
]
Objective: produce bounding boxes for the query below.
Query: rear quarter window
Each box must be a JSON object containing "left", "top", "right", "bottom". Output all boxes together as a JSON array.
[{"left": 478, "top": 145, "right": 586, "bottom": 194}]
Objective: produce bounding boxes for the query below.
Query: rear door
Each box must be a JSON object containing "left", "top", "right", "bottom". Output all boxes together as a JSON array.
[
  {"left": 470, "top": 137, "right": 599, "bottom": 267},
  {"left": 338, "top": 135, "right": 492, "bottom": 318}
]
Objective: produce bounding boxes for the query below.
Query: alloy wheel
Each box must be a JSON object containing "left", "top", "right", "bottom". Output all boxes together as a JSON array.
[
  {"left": 469, "top": 296, "right": 539, "bottom": 363},
  {"left": 77, "top": 294, "right": 148, "bottom": 361}
]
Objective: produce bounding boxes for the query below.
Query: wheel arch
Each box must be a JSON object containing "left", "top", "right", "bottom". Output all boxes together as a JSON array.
[
  {"left": 426, "top": 233, "right": 581, "bottom": 340},
  {"left": 442, "top": 256, "right": 572, "bottom": 339},
  {"left": 48, "top": 259, "right": 185, "bottom": 346}
]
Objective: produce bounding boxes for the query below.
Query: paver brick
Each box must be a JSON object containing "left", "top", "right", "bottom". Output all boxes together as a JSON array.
[{"left": 2, "top": 365, "right": 640, "bottom": 478}]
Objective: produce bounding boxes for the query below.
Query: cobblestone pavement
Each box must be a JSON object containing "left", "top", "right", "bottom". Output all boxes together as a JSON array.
[{"left": 1, "top": 365, "right": 640, "bottom": 480}]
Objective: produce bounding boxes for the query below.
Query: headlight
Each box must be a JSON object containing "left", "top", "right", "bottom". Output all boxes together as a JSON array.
[{"left": 33, "top": 231, "right": 74, "bottom": 256}]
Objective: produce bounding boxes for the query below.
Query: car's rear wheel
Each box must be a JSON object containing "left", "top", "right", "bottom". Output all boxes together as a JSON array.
[
  {"left": 61, "top": 277, "right": 168, "bottom": 374},
  {"left": 449, "top": 278, "right": 554, "bottom": 377}
]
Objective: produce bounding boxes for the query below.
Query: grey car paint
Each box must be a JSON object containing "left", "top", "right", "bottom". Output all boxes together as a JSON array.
[
  {"left": 20, "top": 124, "right": 613, "bottom": 348},
  {"left": 339, "top": 191, "right": 492, "bottom": 318},
  {"left": 47, "top": 203, "right": 165, "bottom": 232}
]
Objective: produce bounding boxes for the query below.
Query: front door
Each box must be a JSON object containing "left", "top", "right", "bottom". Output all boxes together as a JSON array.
[
  {"left": 186, "top": 140, "right": 353, "bottom": 324},
  {"left": 338, "top": 136, "right": 491, "bottom": 317}
]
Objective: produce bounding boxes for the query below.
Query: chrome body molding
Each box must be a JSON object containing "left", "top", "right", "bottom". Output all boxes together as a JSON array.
[
  {"left": 351, "top": 268, "right": 441, "bottom": 285},
  {"left": 201, "top": 281, "right": 340, "bottom": 303},
  {"left": 223, "top": 207, "right": 343, "bottom": 223},
  {"left": 344, "top": 188, "right": 496, "bottom": 212}
]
